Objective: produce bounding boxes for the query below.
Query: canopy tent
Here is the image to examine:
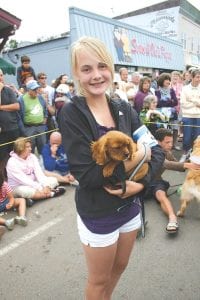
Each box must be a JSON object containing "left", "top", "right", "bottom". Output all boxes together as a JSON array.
[{"left": 0, "top": 57, "right": 16, "bottom": 75}]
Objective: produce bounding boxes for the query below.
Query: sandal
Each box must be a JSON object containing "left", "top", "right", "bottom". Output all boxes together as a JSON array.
[{"left": 166, "top": 221, "right": 179, "bottom": 234}]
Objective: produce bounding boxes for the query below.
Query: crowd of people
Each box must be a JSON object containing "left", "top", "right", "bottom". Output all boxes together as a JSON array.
[{"left": 0, "top": 44, "right": 200, "bottom": 298}]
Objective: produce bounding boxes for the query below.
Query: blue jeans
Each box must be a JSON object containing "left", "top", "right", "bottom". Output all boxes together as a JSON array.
[{"left": 182, "top": 117, "right": 200, "bottom": 152}]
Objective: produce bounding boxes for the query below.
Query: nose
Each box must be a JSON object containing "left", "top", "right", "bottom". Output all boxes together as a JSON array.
[{"left": 92, "top": 68, "right": 102, "bottom": 80}]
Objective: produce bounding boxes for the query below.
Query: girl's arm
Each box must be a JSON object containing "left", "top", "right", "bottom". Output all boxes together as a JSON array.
[{"left": 6, "top": 192, "right": 15, "bottom": 210}]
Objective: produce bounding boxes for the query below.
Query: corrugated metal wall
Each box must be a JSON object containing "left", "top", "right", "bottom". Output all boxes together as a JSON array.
[
  {"left": 3, "top": 6, "right": 185, "bottom": 86},
  {"left": 3, "top": 37, "right": 70, "bottom": 86},
  {"left": 69, "top": 7, "right": 184, "bottom": 71}
]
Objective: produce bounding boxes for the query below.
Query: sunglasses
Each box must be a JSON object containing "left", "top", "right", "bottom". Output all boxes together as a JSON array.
[{"left": 39, "top": 76, "right": 47, "bottom": 79}]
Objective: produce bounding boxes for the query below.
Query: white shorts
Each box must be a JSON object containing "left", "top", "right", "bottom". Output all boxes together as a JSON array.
[
  {"left": 12, "top": 177, "right": 58, "bottom": 198},
  {"left": 77, "top": 213, "right": 141, "bottom": 248}
]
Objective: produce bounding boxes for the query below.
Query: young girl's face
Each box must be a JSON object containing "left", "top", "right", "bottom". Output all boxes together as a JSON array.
[{"left": 74, "top": 49, "right": 112, "bottom": 97}]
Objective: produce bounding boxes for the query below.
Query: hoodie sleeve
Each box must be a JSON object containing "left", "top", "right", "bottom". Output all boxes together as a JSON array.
[{"left": 41, "top": 144, "right": 56, "bottom": 171}]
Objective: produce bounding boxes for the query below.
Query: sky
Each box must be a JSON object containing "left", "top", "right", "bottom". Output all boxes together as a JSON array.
[{"left": 1, "top": 0, "right": 200, "bottom": 42}]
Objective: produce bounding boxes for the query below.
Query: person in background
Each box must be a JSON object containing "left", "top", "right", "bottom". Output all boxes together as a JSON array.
[
  {"left": 134, "top": 76, "right": 154, "bottom": 113},
  {"left": 139, "top": 95, "right": 167, "bottom": 136},
  {"left": 0, "top": 69, "right": 20, "bottom": 163},
  {"left": 37, "top": 72, "right": 56, "bottom": 132},
  {"left": 16, "top": 55, "right": 36, "bottom": 89},
  {"left": 52, "top": 74, "right": 69, "bottom": 89},
  {"left": 6, "top": 137, "right": 66, "bottom": 205},
  {"left": 126, "top": 71, "right": 141, "bottom": 106},
  {"left": 171, "top": 71, "right": 184, "bottom": 142},
  {"left": 18, "top": 80, "right": 48, "bottom": 155},
  {"left": 0, "top": 170, "right": 27, "bottom": 231},
  {"left": 119, "top": 67, "right": 129, "bottom": 83},
  {"left": 182, "top": 70, "right": 190, "bottom": 86},
  {"left": 179, "top": 69, "right": 200, "bottom": 163},
  {"left": 110, "top": 81, "right": 127, "bottom": 100},
  {"left": 41, "top": 131, "right": 78, "bottom": 186},
  {"left": 66, "top": 81, "right": 76, "bottom": 100},
  {"left": 155, "top": 73, "right": 180, "bottom": 150},
  {"left": 59, "top": 36, "right": 164, "bottom": 299},
  {"left": 151, "top": 72, "right": 158, "bottom": 90},
  {"left": 54, "top": 84, "right": 71, "bottom": 121},
  {"left": 116, "top": 67, "right": 129, "bottom": 102}
]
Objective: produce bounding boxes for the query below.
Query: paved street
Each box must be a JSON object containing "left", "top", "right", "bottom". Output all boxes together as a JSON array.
[{"left": 0, "top": 168, "right": 200, "bottom": 300}]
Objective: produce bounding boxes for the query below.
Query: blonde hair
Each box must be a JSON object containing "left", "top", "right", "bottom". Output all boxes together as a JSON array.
[
  {"left": 13, "top": 137, "right": 32, "bottom": 155},
  {"left": 71, "top": 36, "right": 114, "bottom": 96}
]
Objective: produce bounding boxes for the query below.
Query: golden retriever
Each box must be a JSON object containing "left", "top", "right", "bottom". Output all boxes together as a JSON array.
[
  {"left": 177, "top": 136, "right": 200, "bottom": 217},
  {"left": 91, "top": 130, "right": 148, "bottom": 181}
]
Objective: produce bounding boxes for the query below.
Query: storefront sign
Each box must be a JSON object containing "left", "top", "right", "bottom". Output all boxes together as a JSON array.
[{"left": 131, "top": 38, "right": 172, "bottom": 62}]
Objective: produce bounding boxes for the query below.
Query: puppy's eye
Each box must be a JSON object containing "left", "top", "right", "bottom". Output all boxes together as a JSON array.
[{"left": 112, "top": 146, "right": 122, "bottom": 150}]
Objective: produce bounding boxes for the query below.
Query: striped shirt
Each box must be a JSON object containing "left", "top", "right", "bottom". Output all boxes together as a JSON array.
[{"left": 0, "top": 181, "right": 12, "bottom": 203}]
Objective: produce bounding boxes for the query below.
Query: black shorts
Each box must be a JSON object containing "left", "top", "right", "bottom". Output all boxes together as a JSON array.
[{"left": 144, "top": 179, "right": 170, "bottom": 199}]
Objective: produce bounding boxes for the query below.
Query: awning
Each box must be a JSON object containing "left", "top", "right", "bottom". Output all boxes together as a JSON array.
[{"left": 0, "top": 57, "right": 16, "bottom": 75}]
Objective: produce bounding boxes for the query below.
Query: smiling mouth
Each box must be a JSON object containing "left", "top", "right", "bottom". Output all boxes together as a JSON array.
[{"left": 91, "top": 81, "right": 105, "bottom": 86}]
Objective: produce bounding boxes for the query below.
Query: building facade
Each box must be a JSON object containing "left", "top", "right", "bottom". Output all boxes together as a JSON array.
[
  {"left": 3, "top": 6, "right": 185, "bottom": 85},
  {"left": 114, "top": 0, "right": 200, "bottom": 69}
]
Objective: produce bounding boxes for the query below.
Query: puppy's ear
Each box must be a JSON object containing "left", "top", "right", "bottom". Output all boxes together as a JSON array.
[
  {"left": 91, "top": 139, "right": 108, "bottom": 165},
  {"left": 128, "top": 139, "right": 137, "bottom": 160}
]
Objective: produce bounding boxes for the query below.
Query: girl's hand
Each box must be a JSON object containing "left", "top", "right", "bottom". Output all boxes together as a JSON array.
[
  {"left": 104, "top": 181, "right": 144, "bottom": 199},
  {"left": 6, "top": 200, "right": 14, "bottom": 210}
]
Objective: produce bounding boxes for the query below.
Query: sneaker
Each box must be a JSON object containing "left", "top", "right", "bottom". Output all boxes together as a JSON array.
[
  {"left": 15, "top": 216, "right": 28, "bottom": 226},
  {"left": 26, "top": 198, "right": 35, "bottom": 207},
  {"left": 0, "top": 225, "right": 6, "bottom": 240},
  {"left": 5, "top": 218, "right": 15, "bottom": 230},
  {"left": 53, "top": 186, "right": 66, "bottom": 197},
  {"left": 69, "top": 179, "right": 79, "bottom": 187}
]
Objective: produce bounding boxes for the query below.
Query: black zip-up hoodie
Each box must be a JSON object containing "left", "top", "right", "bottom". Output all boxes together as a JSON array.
[{"left": 59, "top": 96, "right": 164, "bottom": 218}]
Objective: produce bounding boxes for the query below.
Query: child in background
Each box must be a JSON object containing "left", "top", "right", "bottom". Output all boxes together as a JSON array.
[
  {"left": 16, "top": 55, "right": 36, "bottom": 89},
  {"left": 0, "top": 171, "right": 28, "bottom": 231}
]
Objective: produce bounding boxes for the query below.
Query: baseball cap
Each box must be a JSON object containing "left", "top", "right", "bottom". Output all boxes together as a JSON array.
[
  {"left": 26, "top": 80, "right": 40, "bottom": 90},
  {"left": 56, "top": 84, "right": 69, "bottom": 94}
]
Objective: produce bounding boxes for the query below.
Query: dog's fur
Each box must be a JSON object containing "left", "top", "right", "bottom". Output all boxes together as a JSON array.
[
  {"left": 177, "top": 136, "right": 200, "bottom": 217},
  {"left": 91, "top": 130, "right": 148, "bottom": 181}
]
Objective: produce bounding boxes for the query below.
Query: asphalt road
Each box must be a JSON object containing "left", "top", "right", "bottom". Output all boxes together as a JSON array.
[{"left": 0, "top": 169, "right": 200, "bottom": 300}]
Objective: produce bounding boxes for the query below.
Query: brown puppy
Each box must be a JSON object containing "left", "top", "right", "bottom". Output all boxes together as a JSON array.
[
  {"left": 177, "top": 136, "right": 200, "bottom": 217},
  {"left": 91, "top": 130, "right": 148, "bottom": 181}
]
